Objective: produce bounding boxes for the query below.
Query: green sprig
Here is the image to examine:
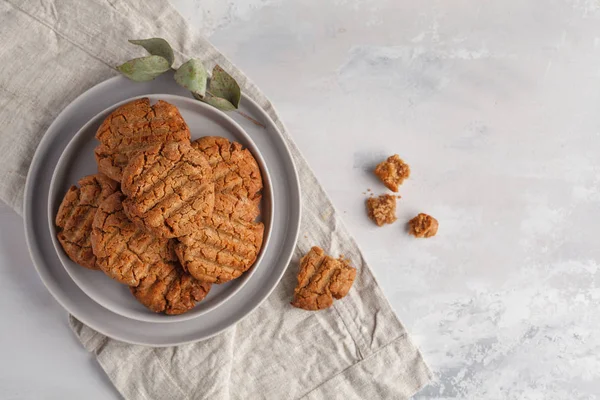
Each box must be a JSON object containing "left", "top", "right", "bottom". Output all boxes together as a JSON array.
[{"left": 116, "top": 37, "right": 242, "bottom": 113}]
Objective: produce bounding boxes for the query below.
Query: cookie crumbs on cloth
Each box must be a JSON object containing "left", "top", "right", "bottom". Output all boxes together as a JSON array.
[
  {"left": 366, "top": 194, "right": 397, "bottom": 226},
  {"left": 374, "top": 154, "right": 410, "bottom": 192},
  {"left": 291, "top": 246, "right": 356, "bottom": 311},
  {"left": 409, "top": 213, "right": 439, "bottom": 238}
]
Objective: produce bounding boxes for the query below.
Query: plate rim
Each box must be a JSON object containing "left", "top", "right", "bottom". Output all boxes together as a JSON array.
[
  {"left": 46, "top": 93, "right": 276, "bottom": 324},
  {"left": 23, "top": 74, "right": 302, "bottom": 346}
]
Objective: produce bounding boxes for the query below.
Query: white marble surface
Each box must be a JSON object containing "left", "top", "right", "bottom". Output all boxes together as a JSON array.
[{"left": 2, "top": 0, "right": 600, "bottom": 398}]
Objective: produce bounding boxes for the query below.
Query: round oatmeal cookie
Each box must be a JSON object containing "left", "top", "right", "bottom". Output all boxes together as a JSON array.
[
  {"left": 121, "top": 141, "right": 215, "bottom": 238},
  {"left": 95, "top": 98, "right": 191, "bottom": 181},
  {"left": 130, "top": 261, "right": 212, "bottom": 315},
  {"left": 192, "top": 136, "right": 263, "bottom": 222},
  {"left": 55, "top": 173, "right": 119, "bottom": 269},
  {"left": 174, "top": 212, "right": 264, "bottom": 284},
  {"left": 91, "top": 192, "right": 177, "bottom": 286}
]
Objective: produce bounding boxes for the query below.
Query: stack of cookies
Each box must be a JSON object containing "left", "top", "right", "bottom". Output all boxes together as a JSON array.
[{"left": 55, "top": 98, "right": 265, "bottom": 315}]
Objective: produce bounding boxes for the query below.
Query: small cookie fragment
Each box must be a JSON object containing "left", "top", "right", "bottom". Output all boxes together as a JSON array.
[
  {"left": 55, "top": 173, "right": 119, "bottom": 269},
  {"left": 374, "top": 154, "right": 410, "bottom": 192},
  {"left": 95, "top": 98, "right": 191, "bottom": 181},
  {"left": 130, "top": 261, "right": 211, "bottom": 315},
  {"left": 291, "top": 247, "right": 356, "bottom": 311},
  {"left": 408, "top": 213, "right": 439, "bottom": 238},
  {"left": 174, "top": 212, "right": 264, "bottom": 284},
  {"left": 366, "top": 194, "right": 397, "bottom": 226},
  {"left": 121, "top": 141, "right": 215, "bottom": 238}
]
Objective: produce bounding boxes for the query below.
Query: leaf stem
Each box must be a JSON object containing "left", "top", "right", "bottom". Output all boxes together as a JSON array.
[
  {"left": 235, "top": 110, "right": 266, "bottom": 128},
  {"left": 193, "top": 90, "right": 265, "bottom": 128}
]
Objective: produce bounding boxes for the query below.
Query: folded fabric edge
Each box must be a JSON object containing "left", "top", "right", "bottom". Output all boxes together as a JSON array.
[
  {"left": 70, "top": 316, "right": 431, "bottom": 400},
  {"left": 69, "top": 315, "right": 107, "bottom": 352},
  {"left": 300, "top": 334, "right": 433, "bottom": 400},
  {"left": 70, "top": 315, "right": 192, "bottom": 400}
]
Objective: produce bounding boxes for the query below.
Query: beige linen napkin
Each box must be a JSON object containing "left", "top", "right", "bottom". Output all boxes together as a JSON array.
[{"left": 0, "top": 0, "right": 432, "bottom": 398}]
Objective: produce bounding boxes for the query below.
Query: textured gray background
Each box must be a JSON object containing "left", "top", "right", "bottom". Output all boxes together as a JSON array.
[{"left": 2, "top": 0, "right": 600, "bottom": 398}]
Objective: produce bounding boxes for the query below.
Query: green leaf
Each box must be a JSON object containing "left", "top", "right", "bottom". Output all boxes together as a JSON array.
[
  {"left": 129, "top": 38, "right": 175, "bottom": 66},
  {"left": 206, "top": 65, "right": 241, "bottom": 109},
  {"left": 116, "top": 55, "right": 170, "bottom": 82},
  {"left": 202, "top": 94, "right": 237, "bottom": 111},
  {"left": 174, "top": 59, "right": 208, "bottom": 97}
]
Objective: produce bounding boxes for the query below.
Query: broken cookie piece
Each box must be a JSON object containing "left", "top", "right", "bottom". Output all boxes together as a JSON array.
[
  {"left": 374, "top": 154, "right": 410, "bottom": 192},
  {"left": 291, "top": 247, "right": 356, "bottom": 311},
  {"left": 366, "top": 194, "right": 397, "bottom": 226},
  {"left": 408, "top": 213, "right": 439, "bottom": 238}
]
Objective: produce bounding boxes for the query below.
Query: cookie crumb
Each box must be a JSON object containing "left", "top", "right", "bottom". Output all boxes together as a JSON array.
[
  {"left": 366, "top": 194, "right": 397, "bottom": 226},
  {"left": 367, "top": 188, "right": 371, "bottom": 192},
  {"left": 374, "top": 154, "right": 410, "bottom": 192},
  {"left": 408, "top": 213, "right": 438, "bottom": 238}
]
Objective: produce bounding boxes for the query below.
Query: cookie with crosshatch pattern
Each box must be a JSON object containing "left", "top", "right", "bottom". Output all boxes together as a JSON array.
[
  {"left": 95, "top": 98, "right": 191, "bottom": 182},
  {"left": 91, "top": 192, "right": 211, "bottom": 314},
  {"left": 121, "top": 141, "right": 215, "bottom": 238},
  {"left": 291, "top": 247, "right": 356, "bottom": 311},
  {"left": 191, "top": 136, "right": 263, "bottom": 222},
  {"left": 55, "top": 173, "right": 119, "bottom": 269},
  {"left": 174, "top": 211, "right": 264, "bottom": 284}
]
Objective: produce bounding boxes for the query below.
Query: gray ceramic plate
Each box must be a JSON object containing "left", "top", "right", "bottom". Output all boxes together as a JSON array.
[
  {"left": 48, "top": 94, "right": 274, "bottom": 323},
  {"left": 24, "top": 73, "right": 301, "bottom": 346}
]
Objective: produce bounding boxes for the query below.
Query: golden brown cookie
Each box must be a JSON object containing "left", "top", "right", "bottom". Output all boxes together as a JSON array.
[
  {"left": 192, "top": 136, "right": 263, "bottom": 222},
  {"left": 55, "top": 173, "right": 119, "bottom": 269},
  {"left": 130, "top": 261, "right": 212, "bottom": 315},
  {"left": 91, "top": 192, "right": 176, "bottom": 286},
  {"left": 366, "top": 194, "right": 397, "bottom": 226},
  {"left": 174, "top": 212, "right": 264, "bottom": 284},
  {"left": 95, "top": 98, "right": 191, "bottom": 181},
  {"left": 121, "top": 141, "right": 215, "bottom": 238},
  {"left": 374, "top": 154, "right": 410, "bottom": 192},
  {"left": 291, "top": 247, "right": 357, "bottom": 311},
  {"left": 408, "top": 213, "right": 439, "bottom": 238}
]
